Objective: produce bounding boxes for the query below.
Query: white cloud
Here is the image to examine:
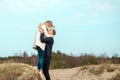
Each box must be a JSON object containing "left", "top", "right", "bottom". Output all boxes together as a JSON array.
[
  {"left": 91, "top": 12, "right": 99, "bottom": 17},
  {"left": 19, "top": 25, "right": 30, "bottom": 32},
  {"left": 87, "top": 2, "right": 116, "bottom": 11},
  {"left": 71, "top": 13, "right": 86, "bottom": 19},
  {"left": 76, "top": 13, "right": 86, "bottom": 18},
  {"left": 79, "top": 13, "right": 86, "bottom": 17},
  {"left": 117, "top": 0, "right": 120, "bottom": 2},
  {"left": 48, "top": 0, "right": 60, "bottom": 3},
  {"left": 72, "top": 12, "right": 99, "bottom": 20},
  {"left": 0, "top": 0, "right": 60, "bottom": 12}
]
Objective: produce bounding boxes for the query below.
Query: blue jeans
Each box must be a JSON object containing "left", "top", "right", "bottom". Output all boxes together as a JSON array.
[{"left": 37, "top": 46, "right": 45, "bottom": 70}]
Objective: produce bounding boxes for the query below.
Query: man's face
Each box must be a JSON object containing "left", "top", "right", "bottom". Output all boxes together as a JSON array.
[{"left": 48, "top": 30, "right": 53, "bottom": 35}]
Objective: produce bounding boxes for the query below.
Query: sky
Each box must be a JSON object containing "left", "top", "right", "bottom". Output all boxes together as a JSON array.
[{"left": 0, "top": 0, "right": 120, "bottom": 57}]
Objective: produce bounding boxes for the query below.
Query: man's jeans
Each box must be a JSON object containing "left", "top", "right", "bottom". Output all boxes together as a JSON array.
[{"left": 43, "top": 55, "right": 51, "bottom": 80}]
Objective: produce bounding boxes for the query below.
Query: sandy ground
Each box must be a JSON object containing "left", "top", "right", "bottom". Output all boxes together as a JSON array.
[
  {"left": 33, "top": 66, "right": 80, "bottom": 80},
  {"left": 37, "top": 64, "right": 120, "bottom": 80},
  {"left": 50, "top": 67, "right": 80, "bottom": 80}
]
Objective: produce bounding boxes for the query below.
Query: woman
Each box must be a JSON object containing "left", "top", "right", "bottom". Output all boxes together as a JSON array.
[{"left": 33, "top": 20, "right": 55, "bottom": 79}]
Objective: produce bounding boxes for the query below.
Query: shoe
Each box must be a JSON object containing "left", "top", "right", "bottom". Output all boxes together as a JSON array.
[
  {"left": 35, "top": 70, "right": 40, "bottom": 79},
  {"left": 32, "top": 45, "right": 37, "bottom": 50},
  {"left": 38, "top": 72, "right": 44, "bottom": 80}
]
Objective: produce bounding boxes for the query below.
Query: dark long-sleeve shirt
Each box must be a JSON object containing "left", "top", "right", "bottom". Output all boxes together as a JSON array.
[{"left": 40, "top": 33, "right": 54, "bottom": 56}]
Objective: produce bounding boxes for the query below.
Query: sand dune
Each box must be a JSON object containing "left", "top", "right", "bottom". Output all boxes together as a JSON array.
[
  {"left": 0, "top": 63, "right": 120, "bottom": 80},
  {"left": 49, "top": 64, "right": 120, "bottom": 80}
]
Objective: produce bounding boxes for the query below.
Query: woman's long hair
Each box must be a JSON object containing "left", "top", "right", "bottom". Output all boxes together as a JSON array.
[{"left": 45, "top": 20, "right": 55, "bottom": 28}]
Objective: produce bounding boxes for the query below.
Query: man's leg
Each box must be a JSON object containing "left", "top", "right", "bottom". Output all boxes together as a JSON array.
[{"left": 43, "top": 55, "right": 51, "bottom": 80}]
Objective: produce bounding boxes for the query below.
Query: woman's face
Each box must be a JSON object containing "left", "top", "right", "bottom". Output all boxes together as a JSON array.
[{"left": 45, "top": 22, "right": 52, "bottom": 27}]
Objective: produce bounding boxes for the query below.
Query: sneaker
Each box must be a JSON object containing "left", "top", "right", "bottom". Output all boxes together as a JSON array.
[
  {"left": 38, "top": 72, "right": 44, "bottom": 80},
  {"left": 32, "top": 45, "right": 37, "bottom": 50}
]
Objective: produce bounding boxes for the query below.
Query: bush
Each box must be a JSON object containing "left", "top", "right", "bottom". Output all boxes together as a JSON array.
[{"left": 89, "top": 66, "right": 104, "bottom": 75}]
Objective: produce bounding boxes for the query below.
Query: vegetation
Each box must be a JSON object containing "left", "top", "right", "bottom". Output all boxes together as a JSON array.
[
  {"left": 0, "top": 50, "right": 120, "bottom": 69},
  {"left": 0, "top": 53, "right": 120, "bottom": 80},
  {"left": 0, "top": 63, "right": 39, "bottom": 80},
  {"left": 110, "top": 73, "right": 120, "bottom": 80}
]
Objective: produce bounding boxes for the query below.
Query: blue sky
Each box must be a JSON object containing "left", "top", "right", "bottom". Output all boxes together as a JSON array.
[{"left": 0, "top": 0, "right": 120, "bottom": 57}]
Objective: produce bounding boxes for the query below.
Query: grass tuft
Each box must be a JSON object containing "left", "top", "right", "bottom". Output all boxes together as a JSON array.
[{"left": 0, "top": 63, "right": 39, "bottom": 80}]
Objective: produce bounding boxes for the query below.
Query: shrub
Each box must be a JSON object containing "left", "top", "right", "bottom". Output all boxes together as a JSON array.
[{"left": 89, "top": 66, "right": 104, "bottom": 75}]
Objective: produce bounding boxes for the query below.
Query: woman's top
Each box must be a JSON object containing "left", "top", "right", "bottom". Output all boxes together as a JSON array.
[{"left": 33, "top": 23, "right": 54, "bottom": 51}]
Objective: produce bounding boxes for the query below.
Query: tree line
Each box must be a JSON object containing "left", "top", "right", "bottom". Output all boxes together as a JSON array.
[{"left": 0, "top": 50, "right": 120, "bottom": 69}]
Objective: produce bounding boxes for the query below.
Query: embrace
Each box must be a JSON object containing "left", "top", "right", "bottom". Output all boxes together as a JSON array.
[{"left": 33, "top": 20, "right": 56, "bottom": 80}]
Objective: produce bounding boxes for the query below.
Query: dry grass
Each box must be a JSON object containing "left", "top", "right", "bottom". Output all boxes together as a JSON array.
[
  {"left": 0, "top": 63, "right": 120, "bottom": 80},
  {"left": 110, "top": 73, "right": 120, "bottom": 80},
  {"left": 0, "top": 63, "right": 39, "bottom": 80},
  {"left": 89, "top": 66, "right": 104, "bottom": 75},
  {"left": 88, "top": 64, "right": 120, "bottom": 75}
]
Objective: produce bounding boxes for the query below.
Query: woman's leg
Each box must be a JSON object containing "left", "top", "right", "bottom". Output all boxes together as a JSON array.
[
  {"left": 36, "top": 46, "right": 45, "bottom": 80},
  {"left": 37, "top": 46, "right": 45, "bottom": 72}
]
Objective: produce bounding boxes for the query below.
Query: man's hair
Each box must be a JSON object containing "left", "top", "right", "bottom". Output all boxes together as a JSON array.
[{"left": 52, "top": 29, "right": 56, "bottom": 35}]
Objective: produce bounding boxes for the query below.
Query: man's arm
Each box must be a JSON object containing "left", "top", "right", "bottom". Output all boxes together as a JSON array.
[{"left": 40, "top": 33, "right": 52, "bottom": 43}]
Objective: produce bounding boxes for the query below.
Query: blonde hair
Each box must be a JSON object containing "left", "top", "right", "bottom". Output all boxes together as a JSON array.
[{"left": 45, "top": 20, "right": 55, "bottom": 28}]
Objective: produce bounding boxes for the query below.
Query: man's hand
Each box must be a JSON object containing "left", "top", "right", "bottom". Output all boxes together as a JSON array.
[{"left": 39, "top": 27, "right": 44, "bottom": 33}]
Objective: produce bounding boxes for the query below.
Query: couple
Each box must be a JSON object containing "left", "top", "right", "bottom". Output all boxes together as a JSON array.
[{"left": 33, "top": 20, "right": 56, "bottom": 80}]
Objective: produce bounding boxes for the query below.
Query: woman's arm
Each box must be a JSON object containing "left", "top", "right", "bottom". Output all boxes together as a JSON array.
[{"left": 40, "top": 24, "right": 51, "bottom": 37}]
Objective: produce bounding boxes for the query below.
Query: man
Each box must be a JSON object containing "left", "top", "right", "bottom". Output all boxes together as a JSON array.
[{"left": 40, "top": 28, "right": 56, "bottom": 80}]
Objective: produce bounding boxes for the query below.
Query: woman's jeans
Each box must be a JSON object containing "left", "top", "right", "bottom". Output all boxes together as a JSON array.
[{"left": 37, "top": 46, "right": 45, "bottom": 70}]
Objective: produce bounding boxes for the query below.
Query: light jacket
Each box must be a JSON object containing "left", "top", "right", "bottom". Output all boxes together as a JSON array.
[{"left": 33, "top": 24, "right": 54, "bottom": 50}]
